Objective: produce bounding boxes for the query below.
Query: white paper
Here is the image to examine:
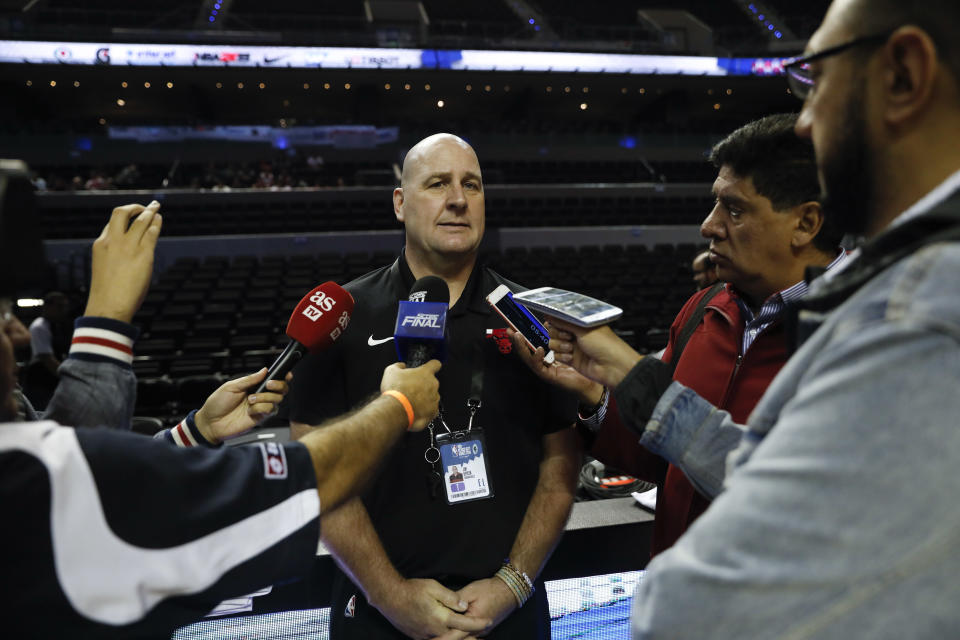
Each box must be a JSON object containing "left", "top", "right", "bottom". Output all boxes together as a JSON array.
[
  {"left": 206, "top": 586, "right": 272, "bottom": 617},
  {"left": 632, "top": 487, "right": 658, "bottom": 511}
]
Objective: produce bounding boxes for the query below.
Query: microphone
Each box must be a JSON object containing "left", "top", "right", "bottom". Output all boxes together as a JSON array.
[
  {"left": 250, "top": 281, "right": 355, "bottom": 394},
  {"left": 394, "top": 276, "right": 449, "bottom": 367}
]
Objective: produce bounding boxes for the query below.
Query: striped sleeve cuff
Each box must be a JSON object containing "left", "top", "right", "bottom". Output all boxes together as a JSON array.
[
  {"left": 68, "top": 317, "right": 139, "bottom": 368},
  {"left": 159, "top": 410, "right": 220, "bottom": 448},
  {"left": 578, "top": 386, "right": 610, "bottom": 432}
]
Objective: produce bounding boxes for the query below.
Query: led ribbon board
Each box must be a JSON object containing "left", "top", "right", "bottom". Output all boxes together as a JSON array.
[{"left": 0, "top": 40, "right": 787, "bottom": 76}]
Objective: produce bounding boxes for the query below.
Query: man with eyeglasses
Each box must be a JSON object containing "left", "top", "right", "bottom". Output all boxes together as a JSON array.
[{"left": 545, "top": 0, "right": 960, "bottom": 637}]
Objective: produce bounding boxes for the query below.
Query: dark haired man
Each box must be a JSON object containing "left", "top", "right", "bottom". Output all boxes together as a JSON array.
[
  {"left": 690, "top": 251, "right": 717, "bottom": 290},
  {"left": 551, "top": 0, "right": 960, "bottom": 636},
  {"left": 517, "top": 113, "right": 846, "bottom": 558}
]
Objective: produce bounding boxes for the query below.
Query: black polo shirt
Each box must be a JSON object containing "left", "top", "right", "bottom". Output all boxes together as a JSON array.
[{"left": 287, "top": 252, "right": 577, "bottom": 582}]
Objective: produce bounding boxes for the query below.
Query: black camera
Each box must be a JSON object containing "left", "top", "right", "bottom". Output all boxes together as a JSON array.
[{"left": 0, "top": 160, "right": 46, "bottom": 297}]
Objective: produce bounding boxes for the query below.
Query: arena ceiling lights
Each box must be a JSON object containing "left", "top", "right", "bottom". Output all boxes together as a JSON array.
[{"left": 0, "top": 40, "right": 786, "bottom": 77}]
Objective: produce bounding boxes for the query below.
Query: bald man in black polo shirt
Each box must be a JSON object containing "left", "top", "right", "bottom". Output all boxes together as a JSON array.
[{"left": 286, "top": 133, "right": 580, "bottom": 639}]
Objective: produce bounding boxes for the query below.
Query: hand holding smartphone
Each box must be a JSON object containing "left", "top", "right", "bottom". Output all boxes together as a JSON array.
[
  {"left": 486, "top": 284, "right": 555, "bottom": 364},
  {"left": 512, "top": 287, "right": 622, "bottom": 327}
]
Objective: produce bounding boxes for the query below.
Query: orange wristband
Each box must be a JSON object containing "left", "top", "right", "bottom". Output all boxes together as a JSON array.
[{"left": 382, "top": 390, "right": 415, "bottom": 430}]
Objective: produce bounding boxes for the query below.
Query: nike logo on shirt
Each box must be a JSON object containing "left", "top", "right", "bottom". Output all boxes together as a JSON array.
[{"left": 367, "top": 335, "right": 394, "bottom": 346}]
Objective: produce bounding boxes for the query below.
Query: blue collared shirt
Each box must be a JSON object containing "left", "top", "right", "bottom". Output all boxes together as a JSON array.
[{"left": 733, "top": 250, "right": 848, "bottom": 355}]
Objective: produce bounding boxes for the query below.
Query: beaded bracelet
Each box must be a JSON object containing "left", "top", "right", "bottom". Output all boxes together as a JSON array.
[
  {"left": 495, "top": 566, "right": 527, "bottom": 607},
  {"left": 494, "top": 559, "right": 534, "bottom": 607},
  {"left": 509, "top": 560, "right": 534, "bottom": 594}
]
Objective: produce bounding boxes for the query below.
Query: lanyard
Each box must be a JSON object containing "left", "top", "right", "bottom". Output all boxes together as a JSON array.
[
  {"left": 424, "top": 341, "right": 485, "bottom": 497},
  {"left": 425, "top": 341, "right": 484, "bottom": 455}
]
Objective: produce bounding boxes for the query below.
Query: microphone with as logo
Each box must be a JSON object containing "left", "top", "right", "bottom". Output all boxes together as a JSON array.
[
  {"left": 250, "top": 281, "right": 355, "bottom": 394},
  {"left": 394, "top": 276, "right": 449, "bottom": 367}
]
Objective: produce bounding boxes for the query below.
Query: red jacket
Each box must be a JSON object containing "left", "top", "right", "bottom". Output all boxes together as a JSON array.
[{"left": 591, "top": 284, "right": 790, "bottom": 557}]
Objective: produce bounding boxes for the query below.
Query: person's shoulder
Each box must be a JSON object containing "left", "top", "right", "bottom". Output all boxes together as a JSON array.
[
  {"left": 687, "top": 284, "right": 730, "bottom": 307},
  {"left": 825, "top": 241, "right": 960, "bottom": 340},
  {"left": 886, "top": 241, "right": 960, "bottom": 326},
  {"left": 343, "top": 259, "right": 406, "bottom": 310},
  {"left": 901, "top": 239, "right": 960, "bottom": 272},
  {"left": 673, "top": 284, "right": 732, "bottom": 324},
  {"left": 344, "top": 261, "right": 397, "bottom": 295},
  {"left": 323, "top": 259, "right": 403, "bottom": 354}
]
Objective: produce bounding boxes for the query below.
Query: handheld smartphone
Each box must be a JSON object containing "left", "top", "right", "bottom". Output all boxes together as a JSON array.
[
  {"left": 513, "top": 287, "right": 622, "bottom": 327},
  {"left": 485, "top": 284, "right": 555, "bottom": 364}
]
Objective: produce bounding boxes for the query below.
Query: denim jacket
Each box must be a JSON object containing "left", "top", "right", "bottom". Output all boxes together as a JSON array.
[{"left": 629, "top": 195, "right": 960, "bottom": 638}]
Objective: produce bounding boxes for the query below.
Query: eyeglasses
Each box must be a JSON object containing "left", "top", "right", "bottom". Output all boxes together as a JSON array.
[{"left": 783, "top": 30, "right": 894, "bottom": 100}]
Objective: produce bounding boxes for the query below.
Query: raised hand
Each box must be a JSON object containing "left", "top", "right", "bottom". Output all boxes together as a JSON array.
[{"left": 84, "top": 201, "right": 163, "bottom": 323}]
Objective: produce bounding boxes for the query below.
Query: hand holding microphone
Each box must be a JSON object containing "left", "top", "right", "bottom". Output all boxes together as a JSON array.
[
  {"left": 195, "top": 368, "right": 292, "bottom": 444},
  {"left": 251, "top": 281, "right": 355, "bottom": 395},
  {"left": 394, "top": 276, "right": 449, "bottom": 367},
  {"left": 363, "top": 277, "right": 448, "bottom": 431},
  {"left": 380, "top": 360, "right": 442, "bottom": 431}
]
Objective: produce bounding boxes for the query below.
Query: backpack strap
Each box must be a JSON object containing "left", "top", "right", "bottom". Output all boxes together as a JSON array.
[{"left": 669, "top": 282, "right": 724, "bottom": 373}]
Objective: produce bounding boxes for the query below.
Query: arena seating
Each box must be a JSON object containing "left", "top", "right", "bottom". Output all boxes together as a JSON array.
[
  {"left": 538, "top": 1, "right": 675, "bottom": 44},
  {"left": 33, "top": 158, "right": 717, "bottom": 194},
  {"left": 35, "top": 186, "right": 715, "bottom": 239},
  {"left": 3, "top": 0, "right": 801, "bottom": 55},
  {"left": 7, "top": 0, "right": 746, "bottom": 430},
  {"left": 484, "top": 160, "right": 716, "bottom": 185},
  {"left": 28, "top": 0, "right": 194, "bottom": 30},
  {"left": 762, "top": 0, "right": 832, "bottom": 39},
  {"left": 78, "top": 242, "right": 701, "bottom": 429}
]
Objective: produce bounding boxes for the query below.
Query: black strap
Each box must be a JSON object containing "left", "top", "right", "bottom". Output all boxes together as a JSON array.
[
  {"left": 469, "top": 340, "right": 485, "bottom": 410},
  {"left": 801, "top": 200, "right": 960, "bottom": 315},
  {"left": 669, "top": 282, "right": 724, "bottom": 373},
  {"left": 787, "top": 200, "right": 960, "bottom": 351}
]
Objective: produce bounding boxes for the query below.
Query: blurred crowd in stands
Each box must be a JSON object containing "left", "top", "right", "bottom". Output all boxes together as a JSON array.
[{"left": 30, "top": 156, "right": 357, "bottom": 192}]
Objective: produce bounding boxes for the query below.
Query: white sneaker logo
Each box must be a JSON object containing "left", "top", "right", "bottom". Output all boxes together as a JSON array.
[{"left": 367, "top": 334, "right": 394, "bottom": 346}]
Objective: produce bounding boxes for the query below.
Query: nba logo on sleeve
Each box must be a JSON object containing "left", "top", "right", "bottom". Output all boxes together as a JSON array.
[{"left": 259, "top": 442, "right": 288, "bottom": 479}]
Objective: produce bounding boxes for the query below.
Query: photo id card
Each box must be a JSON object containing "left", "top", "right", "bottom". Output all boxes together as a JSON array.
[{"left": 436, "top": 429, "right": 493, "bottom": 505}]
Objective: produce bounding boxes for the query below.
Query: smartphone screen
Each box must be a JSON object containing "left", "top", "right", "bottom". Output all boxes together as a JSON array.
[
  {"left": 486, "top": 285, "right": 555, "bottom": 363},
  {"left": 513, "top": 287, "right": 622, "bottom": 326}
]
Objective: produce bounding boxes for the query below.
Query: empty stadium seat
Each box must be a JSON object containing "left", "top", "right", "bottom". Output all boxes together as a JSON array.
[
  {"left": 176, "top": 375, "right": 225, "bottom": 410},
  {"left": 169, "top": 357, "right": 222, "bottom": 378},
  {"left": 131, "top": 416, "right": 165, "bottom": 436},
  {"left": 135, "top": 377, "right": 177, "bottom": 418},
  {"left": 136, "top": 337, "right": 179, "bottom": 355}
]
